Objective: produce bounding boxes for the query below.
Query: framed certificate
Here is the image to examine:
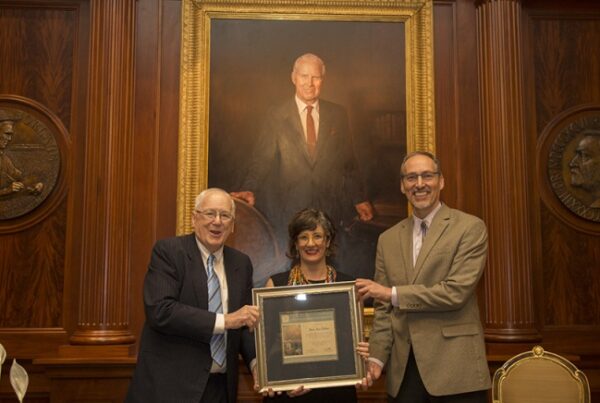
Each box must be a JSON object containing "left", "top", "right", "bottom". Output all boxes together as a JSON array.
[{"left": 252, "top": 281, "right": 365, "bottom": 392}]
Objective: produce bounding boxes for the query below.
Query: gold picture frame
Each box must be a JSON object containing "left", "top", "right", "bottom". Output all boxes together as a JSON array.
[
  {"left": 252, "top": 281, "right": 364, "bottom": 392},
  {"left": 176, "top": 0, "right": 435, "bottom": 235}
]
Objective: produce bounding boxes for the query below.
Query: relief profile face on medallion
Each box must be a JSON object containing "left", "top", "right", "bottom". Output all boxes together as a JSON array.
[
  {"left": 0, "top": 107, "right": 60, "bottom": 220},
  {"left": 568, "top": 130, "right": 600, "bottom": 208},
  {"left": 546, "top": 114, "right": 600, "bottom": 224}
]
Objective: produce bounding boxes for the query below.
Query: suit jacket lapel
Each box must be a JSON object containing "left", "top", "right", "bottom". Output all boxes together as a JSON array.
[
  {"left": 314, "top": 101, "right": 332, "bottom": 162},
  {"left": 399, "top": 218, "right": 414, "bottom": 284},
  {"left": 223, "top": 247, "right": 241, "bottom": 310},
  {"left": 412, "top": 205, "right": 451, "bottom": 283},
  {"left": 184, "top": 233, "right": 208, "bottom": 308}
]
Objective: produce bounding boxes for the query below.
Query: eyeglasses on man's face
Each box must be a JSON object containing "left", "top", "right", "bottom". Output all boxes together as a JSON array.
[
  {"left": 194, "top": 209, "right": 234, "bottom": 223},
  {"left": 401, "top": 171, "right": 440, "bottom": 184}
]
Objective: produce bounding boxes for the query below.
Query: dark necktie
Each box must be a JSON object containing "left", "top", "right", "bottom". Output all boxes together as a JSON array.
[
  {"left": 306, "top": 105, "right": 317, "bottom": 159},
  {"left": 207, "top": 254, "right": 226, "bottom": 366},
  {"left": 420, "top": 221, "right": 428, "bottom": 239}
]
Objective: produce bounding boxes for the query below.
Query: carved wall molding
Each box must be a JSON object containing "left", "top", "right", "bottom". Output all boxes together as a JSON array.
[
  {"left": 476, "top": 0, "right": 540, "bottom": 342},
  {"left": 70, "top": 0, "right": 136, "bottom": 345}
]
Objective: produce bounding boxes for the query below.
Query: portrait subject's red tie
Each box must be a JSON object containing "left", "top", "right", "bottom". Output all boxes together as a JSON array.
[{"left": 306, "top": 105, "right": 317, "bottom": 159}]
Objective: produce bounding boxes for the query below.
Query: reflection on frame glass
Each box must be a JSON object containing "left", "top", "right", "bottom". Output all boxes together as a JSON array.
[
  {"left": 253, "top": 281, "right": 364, "bottom": 392},
  {"left": 177, "top": 0, "right": 435, "bottom": 286}
]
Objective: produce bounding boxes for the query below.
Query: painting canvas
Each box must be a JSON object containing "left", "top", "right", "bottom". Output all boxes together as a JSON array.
[
  {"left": 208, "top": 19, "right": 407, "bottom": 285},
  {"left": 178, "top": 0, "right": 435, "bottom": 286}
]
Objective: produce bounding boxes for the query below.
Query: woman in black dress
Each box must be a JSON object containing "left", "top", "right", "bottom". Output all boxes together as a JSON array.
[{"left": 262, "top": 208, "right": 369, "bottom": 402}]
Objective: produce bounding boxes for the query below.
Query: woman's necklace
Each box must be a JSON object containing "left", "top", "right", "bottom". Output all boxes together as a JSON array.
[{"left": 287, "top": 265, "right": 337, "bottom": 285}]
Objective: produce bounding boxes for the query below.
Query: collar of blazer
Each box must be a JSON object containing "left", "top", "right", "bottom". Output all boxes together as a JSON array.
[
  {"left": 410, "top": 204, "right": 451, "bottom": 283},
  {"left": 183, "top": 233, "right": 240, "bottom": 308}
]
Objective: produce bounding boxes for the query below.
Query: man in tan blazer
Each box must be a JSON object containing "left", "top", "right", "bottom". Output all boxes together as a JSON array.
[{"left": 356, "top": 152, "right": 490, "bottom": 402}]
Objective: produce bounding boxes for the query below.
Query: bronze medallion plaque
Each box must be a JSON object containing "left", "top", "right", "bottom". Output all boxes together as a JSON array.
[
  {"left": 538, "top": 105, "right": 600, "bottom": 234},
  {"left": 0, "top": 107, "right": 60, "bottom": 220},
  {"left": 547, "top": 115, "right": 600, "bottom": 222}
]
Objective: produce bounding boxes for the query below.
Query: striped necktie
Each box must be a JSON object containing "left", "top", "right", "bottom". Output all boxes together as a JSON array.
[
  {"left": 207, "top": 254, "right": 226, "bottom": 367},
  {"left": 414, "top": 220, "right": 428, "bottom": 266}
]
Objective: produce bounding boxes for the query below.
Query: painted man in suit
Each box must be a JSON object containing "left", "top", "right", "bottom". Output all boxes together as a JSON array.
[
  {"left": 356, "top": 152, "right": 490, "bottom": 403},
  {"left": 126, "top": 188, "right": 260, "bottom": 403},
  {"left": 232, "top": 53, "right": 373, "bottom": 284}
]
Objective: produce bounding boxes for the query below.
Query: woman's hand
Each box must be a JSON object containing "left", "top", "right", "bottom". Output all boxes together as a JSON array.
[
  {"left": 286, "top": 385, "right": 311, "bottom": 398},
  {"left": 355, "top": 341, "right": 373, "bottom": 390}
]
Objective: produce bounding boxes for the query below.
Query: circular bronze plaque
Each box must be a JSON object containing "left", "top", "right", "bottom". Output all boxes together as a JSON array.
[
  {"left": 0, "top": 107, "right": 60, "bottom": 220},
  {"left": 547, "top": 116, "right": 600, "bottom": 222},
  {"left": 538, "top": 105, "right": 600, "bottom": 234}
]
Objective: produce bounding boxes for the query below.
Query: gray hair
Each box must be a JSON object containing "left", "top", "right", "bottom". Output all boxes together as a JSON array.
[
  {"left": 194, "top": 188, "right": 235, "bottom": 216},
  {"left": 400, "top": 151, "right": 442, "bottom": 175},
  {"left": 292, "top": 53, "right": 326, "bottom": 76}
]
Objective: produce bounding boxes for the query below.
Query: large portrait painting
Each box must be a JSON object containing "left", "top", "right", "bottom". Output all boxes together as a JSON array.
[{"left": 178, "top": 0, "right": 435, "bottom": 286}]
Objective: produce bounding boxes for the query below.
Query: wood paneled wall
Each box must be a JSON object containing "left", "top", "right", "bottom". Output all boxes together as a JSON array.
[
  {"left": 525, "top": 3, "right": 600, "bottom": 394},
  {"left": 1, "top": 0, "right": 599, "bottom": 401},
  {"left": 0, "top": 0, "right": 86, "bottom": 356},
  {"left": 529, "top": 5, "right": 600, "bottom": 330}
]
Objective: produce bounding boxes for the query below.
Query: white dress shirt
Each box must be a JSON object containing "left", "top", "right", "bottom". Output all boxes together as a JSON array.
[{"left": 196, "top": 239, "right": 229, "bottom": 372}]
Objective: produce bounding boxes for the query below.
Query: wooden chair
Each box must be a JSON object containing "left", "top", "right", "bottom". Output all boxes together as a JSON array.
[{"left": 492, "top": 345, "right": 590, "bottom": 403}]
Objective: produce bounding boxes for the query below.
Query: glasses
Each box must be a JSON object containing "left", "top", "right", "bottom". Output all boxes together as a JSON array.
[
  {"left": 297, "top": 233, "right": 326, "bottom": 245},
  {"left": 401, "top": 171, "right": 440, "bottom": 184},
  {"left": 194, "top": 209, "right": 234, "bottom": 223}
]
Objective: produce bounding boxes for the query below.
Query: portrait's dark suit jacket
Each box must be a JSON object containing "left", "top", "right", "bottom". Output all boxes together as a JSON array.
[
  {"left": 369, "top": 204, "right": 491, "bottom": 397},
  {"left": 125, "top": 233, "right": 255, "bottom": 403},
  {"left": 243, "top": 97, "right": 367, "bottom": 236}
]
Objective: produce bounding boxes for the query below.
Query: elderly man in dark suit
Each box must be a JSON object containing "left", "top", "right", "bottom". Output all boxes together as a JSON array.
[
  {"left": 126, "top": 188, "right": 259, "bottom": 403},
  {"left": 356, "top": 152, "right": 490, "bottom": 403},
  {"left": 232, "top": 53, "right": 373, "bottom": 284}
]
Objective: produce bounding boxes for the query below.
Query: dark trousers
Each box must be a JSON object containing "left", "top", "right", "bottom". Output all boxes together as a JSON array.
[
  {"left": 200, "top": 373, "right": 228, "bottom": 403},
  {"left": 389, "top": 349, "right": 488, "bottom": 403}
]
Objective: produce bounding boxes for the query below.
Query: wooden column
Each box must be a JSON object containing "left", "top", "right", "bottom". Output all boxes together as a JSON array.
[
  {"left": 476, "top": 0, "right": 540, "bottom": 342},
  {"left": 70, "top": 0, "right": 136, "bottom": 345}
]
